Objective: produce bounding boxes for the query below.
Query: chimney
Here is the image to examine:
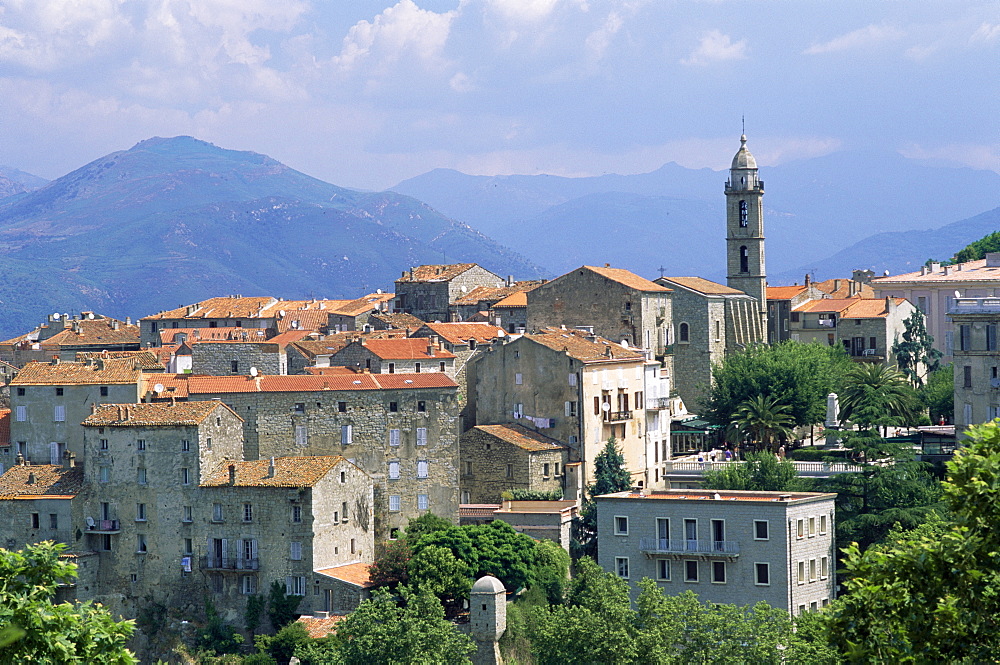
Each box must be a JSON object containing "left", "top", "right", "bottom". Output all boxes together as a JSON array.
[
  {"left": 126, "top": 317, "right": 131, "bottom": 325},
  {"left": 27, "top": 472, "right": 35, "bottom": 485},
  {"left": 63, "top": 451, "right": 76, "bottom": 469},
  {"left": 885, "top": 296, "right": 894, "bottom": 314},
  {"left": 228, "top": 464, "right": 237, "bottom": 485},
  {"left": 507, "top": 275, "right": 514, "bottom": 287},
  {"left": 50, "top": 356, "right": 59, "bottom": 365},
  {"left": 920, "top": 266, "right": 927, "bottom": 276},
  {"left": 944, "top": 266, "right": 951, "bottom": 276},
  {"left": 90, "top": 403, "right": 97, "bottom": 415},
  {"left": 804, "top": 274, "right": 811, "bottom": 286},
  {"left": 314, "top": 611, "right": 330, "bottom": 619},
  {"left": 267, "top": 457, "right": 276, "bottom": 478},
  {"left": 605, "top": 262, "right": 611, "bottom": 268}
]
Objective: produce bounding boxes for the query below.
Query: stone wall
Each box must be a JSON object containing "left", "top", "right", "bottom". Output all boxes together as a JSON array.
[
  {"left": 459, "top": 428, "right": 567, "bottom": 503},
  {"left": 191, "top": 342, "right": 286, "bottom": 376}
]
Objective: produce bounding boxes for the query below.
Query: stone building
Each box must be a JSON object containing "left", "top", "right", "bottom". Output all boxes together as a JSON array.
[
  {"left": 284, "top": 331, "right": 407, "bottom": 375},
  {"left": 0, "top": 459, "right": 84, "bottom": 551},
  {"left": 655, "top": 276, "right": 763, "bottom": 411},
  {"left": 725, "top": 135, "right": 768, "bottom": 333},
  {"left": 491, "top": 499, "right": 579, "bottom": 550},
  {"left": 526, "top": 265, "right": 672, "bottom": 358},
  {"left": 327, "top": 293, "right": 395, "bottom": 332},
  {"left": 489, "top": 290, "right": 530, "bottom": 334},
  {"left": 394, "top": 264, "right": 505, "bottom": 323},
  {"left": 8, "top": 358, "right": 147, "bottom": 464},
  {"left": 367, "top": 311, "right": 426, "bottom": 332},
  {"left": 595, "top": 489, "right": 837, "bottom": 615},
  {"left": 172, "top": 373, "right": 460, "bottom": 533},
  {"left": 474, "top": 328, "right": 653, "bottom": 487},
  {"left": 766, "top": 279, "right": 827, "bottom": 344},
  {"left": 948, "top": 296, "right": 1000, "bottom": 433},
  {"left": 873, "top": 255, "right": 1000, "bottom": 363},
  {"left": 328, "top": 338, "right": 457, "bottom": 377},
  {"left": 0, "top": 312, "right": 140, "bottom": 367},
  {"left": 191, "top": 341, "right": 288, "bottom": 376},
  {"left": 449, "top": 280, "right": 543, "bottom": 323},
  {"left": 0, "top": 409, "right": 9, "bottom": 473},
  {"left": 790, "top": 297, "right": 917, "bottom": 363},
  {"left": 459, "top": 424, "right": 568, "bottom": 504}
]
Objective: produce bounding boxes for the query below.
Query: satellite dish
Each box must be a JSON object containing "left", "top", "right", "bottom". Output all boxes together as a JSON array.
[
  {"left": 621, "top": 339, "right": 630, "bottom": 348},
  {"left": 86, "top": 516, "right": 95, "bottom": 528},
  {"left": 249, "top": 367, "right": 258, "bottom": 377},
  {"left": 278, "top": 310, "right": 286, "bottom": 318},
  {"left": 991, "top": 378, "right": 1000, "bottom": 389},
  {"left": 602, "top": 402, "right": 611, "bottom": 412},
  {"left": 153, "top": 383, "right": 165, "bottom": 395},
  {"left": 497, "top": 329, "right": 506, "bottom": 337},
  {"left": 955, "top": 290, "right": 962, "bottom": 299},
  {"left": 52, "top": 313, "right": 61, "bottom": 320}
]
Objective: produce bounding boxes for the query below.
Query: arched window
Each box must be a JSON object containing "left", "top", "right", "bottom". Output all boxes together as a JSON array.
[
  {"left": 679, "top": 322, "right": 690, "bottom": 343},
  {"left": 740, "top": 246, "right": 749, "bottom": 273},
  {"left": 739, "top": 200, "right": 748, "bottom": 227}
]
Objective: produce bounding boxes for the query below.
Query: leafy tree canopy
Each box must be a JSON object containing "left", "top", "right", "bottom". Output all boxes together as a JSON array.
[
  {"left": 407, "top": 545, "right": 472, "bottom": 604},
  {"left": 892, "top": 309, "right": 942, "bottom": 386},
  {"left": 0, "top": 541, "right": 136, "bottom": 663},
  {"left": 414, "top": 520, "right": 538, "bottom": 592},
  {"left": 367, "top": 538, "right": 411, "bottom": 590},
  {"left": 920, "top": 364, "right": 954, "bottom": 423},
  {"left": 953, "top": 230, "right": 1000, "bottom": 263},
  {"left": 403, "top": 512, "right": 453, "bottom": 546},
  {"left": 837, "top": 363, "right": 920, "bottom": 431},
  {"left": 728, "top": 394, "right": 796, "bottom": 452},
  {"left": 702, "top": 451, "right": 802, "bottom": 492},
  {"left": 573, "top": 438, "right": 633, "bottom": 559}
]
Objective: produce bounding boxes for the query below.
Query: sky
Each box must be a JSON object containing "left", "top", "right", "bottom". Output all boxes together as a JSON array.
[{"left": 0, "top": 0, "right": 997, "bottom": 191}]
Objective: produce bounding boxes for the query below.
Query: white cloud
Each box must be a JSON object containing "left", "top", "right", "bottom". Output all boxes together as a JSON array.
[
  {"left": 585, "top": 11, "right": 623, "bottom": 61},
  {"left": 486, "top": 0, "right": 563, "bottom": 23},
  {"left": 804, "top": 24, "right": 903, "bottom": 55},
  {"left": 680, "top": 30, "right": 746, "bottom": 66},
  {"left": 332, "top": 0, "right": 456, "bottom": 74},
  {"left": 900, "top": 142, "right": 1000, "bottom": 174},
  {"left": 970, "top": 22, "right": 1000, "bottom": 44}
]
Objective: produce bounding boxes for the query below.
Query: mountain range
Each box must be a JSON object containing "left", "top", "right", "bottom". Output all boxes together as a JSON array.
[{"left": 0, "top": 137, "right": 541, "bottom": 340}]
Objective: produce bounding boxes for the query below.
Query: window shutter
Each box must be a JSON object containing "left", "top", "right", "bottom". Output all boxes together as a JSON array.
[
  {"left": 390, "top": 429, "right": 400, "bottom": 446},
  {"left": 50, "top": 443, "right": 60, "bottom": 465},
  {"left": 286, "top": 576, "right": 293, "bottom": 595},
  {"left": 416, "top": 428, "right": 427, "bottom": 446},
  {"left": 221, "top": 539, "right": 228, "bottom": 562},
  {"left": 564, "top": 401, "right": 571, "bottom": 417}
]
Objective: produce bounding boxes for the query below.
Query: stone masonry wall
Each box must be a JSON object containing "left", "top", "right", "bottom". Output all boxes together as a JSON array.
[
  {"left": 459, "top": 428, "right": 567, "bottom": 503},
  {"left": 191, "top": 343, "right": 286, "bottom": 376}
]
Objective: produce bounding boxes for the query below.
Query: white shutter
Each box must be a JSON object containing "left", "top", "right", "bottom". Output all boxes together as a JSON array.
[
  {"left": 15, "top": 406, "right": 26, "bottom": 421},
  {"left": 568, "top": 373, "right": 577, "bottom": 386},
  {"left": 50, "top": 443, "right": 60, "bottom": 465},
  {"left": 342, "top": 425, "right": 352, "bottom": 444},
  {"left": 221, "top": 539, "right": 228, "bottom": 562},
  {"left": 416, "top": 428, "right": 427, "bottom": 446},
  {"left": 286, "top": 576, "right": 293, "bottom": 595},
  {"left": 564, "top": 401, "right": 571, "bottom": 417},
  {"left": 53, "top": 405, "right": 65, "bottom": 422},
  {"left": 515, "top": 373, "right": 523, "bottom": 385},
  {"left": 251, "top": 539, "right": 258, "bottom": 560},
  {"left": 389, "top": 429, "right": 400, "bottom": 446},
  {"left": 295, "top": 425, "right": 307, "bottom": 446}
]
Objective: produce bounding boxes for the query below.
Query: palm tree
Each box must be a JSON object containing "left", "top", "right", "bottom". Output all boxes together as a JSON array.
[
  {"left": 729, "top": 394, "right": 796, "bottom": 453},
  {"left": 838, "top": 363, "right": 918, "bottom": 433}
]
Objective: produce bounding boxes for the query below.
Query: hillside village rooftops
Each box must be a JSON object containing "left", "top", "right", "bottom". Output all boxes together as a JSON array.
[
  {"left": 0, "top": 316, "right": 139, "bottom": 347},
  {"left": 144, "top": 297, "right": 279, "bottom": 320},
  {"left": 368, "top": 312, "right": 425, "bottom": 329},
  {"left": 329, "top": 293, "right": 395, "bottom": 316},
  {"left": 150, "top": 372, "right": 457, "bottom": 394},
  {"left": 582, "top": 265, "right": 671, "bottom": 292},
  {"left": 200, "top": 456, "right": 354, "bottom": 488},
  {"left": 659, "top": 276, "right": 746, "bottom": 296},
  {"left": 528, "top": 328, "right": 646, "bottom": 363},
  {"left": 305, "top": 367, "right": 362, "bottom": 376},
  {"left": 492, "top": 292, "right": 529, "bottom": 308},
  {"left": 596, "top": 489, "right": 837, "bottom": 505},
  {"left": 0, "top": 465, "right": 86, "bottom": 499},
  {"left": 76, "top": 350, "right": 163, "bottom": 370},
  {"left": 396, "top": 263, "right": 479, "bottom": 282},
  {"left": 83, "top": 401, "right": 242, "bottom": 427},
  {"left": 470, "top": 424, "right": 566, "bottom": 452},
  {"left": 289, "top": 331, "right": 408, "bottom": 359},
  {"left": 416, "top": 322, "right": 507, "bottom": 344},
  {"left": 358, "top": 338, "right": 456, "bottom": 360},
  {"left": 767, "top": 285, "right": 808, "bottom": 300},
  {"left": 813, "top": 279, "right": 875, "bottom": 299},
  {"left": 793, "top": 297, "right": 907, "bottom": 319},
  {"left": 451, "top": 281, "right": 543, "bottom": 306},
  {"left": 11, "top": 359, "right": 143, "bottom": 385},
  {"left": 159, "top": 328, "right": 269, "bottom": 345},
  {"left": 875, "top": 258, "right": 1000, "bottom": 284}
]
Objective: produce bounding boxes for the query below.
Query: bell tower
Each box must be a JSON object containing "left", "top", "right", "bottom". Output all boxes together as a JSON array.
[{"left": 725, "top": 134, "right": 767, "bottom": 331}]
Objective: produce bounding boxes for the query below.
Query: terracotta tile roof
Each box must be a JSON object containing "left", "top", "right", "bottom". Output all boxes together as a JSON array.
[
  {"left": 11, "top": 359, "right": 142, "bottom": 386},
  {"left": 368, "top": 312, "right": 425, "bottom": 330},
  {"left": 451, "top": 281, "right": 544, "bottom": 306},
  {"left": 145, "top": 297, "right": 279, "bottom": 321},
  {"left": 159, "top": 327, "right": 270, "bottom": 344},
  {"left": 793, "top": 298, "right": 861, "bottom": 314},
  {"left": 356, "top": 338, "right": 456, "bottom": 360},
  {"left": 35, "top": 318, "right": 140, "bottom": 348},
  {"left": 843, "top": 297, "right": 908, "bottom": 319},
  {"left": 261, "top": 299, "right": 351, "bottom": 317},
  {"left": 659, "top": 277, "right": 744, "bottom": 296},
  {"left": 813, "top": 279, "right": 875, "bottom": 299},
  {"left": 315, "top": 562, "right": 377, "bottom": 589},
  {"left": 185, "top": 373, "right": 457, "bottom": 393},
  {"left": 415, "top": 322, "right": 507, "bottom": 345},
  {"left": 200, "top": 456, "right": 349, "bottom": 488},
  {"left": 469, "top": 424, "right": 566, "bottom": 452},
  {"left": 82, "top": 401, "right": 241, "bottom": 427},
  {"left": 527, "top": 328, "right": 645, "bottom": 363},
  {"left": 295, "top": 614, "right": 346, "bottom": 639},
  {"left": 596, "top": 489, "right": 837, "bottom": 503},
  {"left": 492, "top": 291, "right": 528, "bottom": 308},
  {"left": 76, "top": 350, "right": 163, "bottom": 370},
  {"left": 305, "top": 367, "right": 361, "bottom": 376},
  {"left": 289, "top": 331, "right": 408, "bottom": 359},
  {"left": 144, "top": 374, "right": 190, "bottom": 398},
  {"left": 275, "top": 310, "right": 335, "bottom": 334},
  {"left": 583, "top": 266, "right": 671, "bottom": 292},
  {"left": 0, "top": 409, "right": 9, "bottom": 447},
  {"left": 460, "top": 504, "right": 501, "bottom": 517},
  {"left": 328, "top": 293, "right": 395, "bottom": 317},
  {"left": 767, "top": 285, "right": 807, "bottom": 300},
  {"left": 874, "top": 259, "right": 1000, "bottom": 284},
  {"left": 0, "top": 465, "right": 85, "bottom": 498},
  {"left": 396, "top": 263, "right": 478, "bottom": 283}
]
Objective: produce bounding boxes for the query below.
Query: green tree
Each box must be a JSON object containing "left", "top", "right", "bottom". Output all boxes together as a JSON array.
[
  {"left": 728, "top": 394, "right": 795, "bottom": 452},
  {"left": 403, "top": 512, "right": 453, "bottom": 546},
  {"left": 0, "top": 541, "right": 135, "bottom": 663},
  {"left": 324, "top": 585, "right": 475, "bottom": 664},
  {"left": 407, "top": 545, "right": 472, "bottom": 604},
  {"left": 953, "top": 229, "right": 1000, "bottom": 263},
  {"left": 253, "top": 621, "right": 312, "bottom": 664},
  {"left": 198, "top": 597, "right": 244, "bottom": 655},
  {"left": 244, "top": 593, "right": 266, "bottom": 637},
  {"left": 892, "top": 309, "right": 942, "bottom": 386},
  {"left": 502, "top": 488, "right": 564, "bottom": 500},
  {"left": 572, "top": 438, "right": 633, "bottom": 558},
  {"left": 532, "top": 539, "right": 571, "bottom": 605},
  {"left": 702, "top": 451, "right": 801, "bottom": 492},
  {"left": 367, "top": 538, "right": 411, "bottom": 590},
  {"left": 414, "top": 520, "right": 538, "bottom": 592},
  {"left": 703, "top": 341, "right": 853, "bottom": 429},
  {"left": 267, "top": 580, "right": 302, "bottom": 631},
  {"left": 823, "top": 420, "right": 1000, "bottom": 661},
  {"left": 838, "top": 363, "right": 919, "bottom": 433},
  {"left": 921, "top": 364, "right": 954, "bottom": 423}
]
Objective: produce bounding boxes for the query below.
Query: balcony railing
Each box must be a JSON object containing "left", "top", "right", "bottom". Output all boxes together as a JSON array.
[
  {"left": 639, "top": 538, "right": 740, "bottom": 557},
  {"left": 200, "top": 556, "right": 260, "bottom": 571},
  {"left": 603, "top": 410, "right": 632, "bottom": 422},
  {"left": 646, "top": 397, "right": 671, "bottom": 410},
  {"left": 85, "top": 520, "right": 120, "bottom": 533}
]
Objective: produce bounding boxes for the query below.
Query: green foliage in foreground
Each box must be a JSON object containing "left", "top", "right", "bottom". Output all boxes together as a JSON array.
[
  {"left": 0, "top": 541, "right": 135, "bottom": 663},
  {"left": 702, "top": 451, "right": 802, "bottom": 491},
  {"left": 823, "top": 420, "right": 1000, "bottom": 662}
]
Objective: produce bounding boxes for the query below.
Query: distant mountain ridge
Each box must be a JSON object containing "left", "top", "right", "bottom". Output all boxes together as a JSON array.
[
  {"left": 0, "top": 137, "right": 542, "bottom": 340},
  {"left": 0, "top": 166, "right": 48, "bottom": 200}
]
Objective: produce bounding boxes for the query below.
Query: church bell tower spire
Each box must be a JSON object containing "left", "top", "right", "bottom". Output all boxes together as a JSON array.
[{"left": 725, "top": 134, "right": 767, "bottom": 333}]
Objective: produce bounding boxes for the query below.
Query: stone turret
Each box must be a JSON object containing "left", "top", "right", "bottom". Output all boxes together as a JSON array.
[{"left": 470, "top": 575, "right": 506, "bottom": 665}]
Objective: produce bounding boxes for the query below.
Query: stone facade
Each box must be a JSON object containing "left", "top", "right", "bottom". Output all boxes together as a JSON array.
[
  {"left": 949, "top": 297, "right": 1000, "bottom": 434},
  {"left": 191, "top": 342, "right": 287, "bottom": 376},
  {"left": 595, "top": 489, "right": 837, "bottom": 615},
  {"left": 394, "top": 264, "right": 505, "bottom": 323},
  {"left": 328, "top": 338, "right": 456, "bottom": 377},
  {"left": 725, "top": 135, "right": 767, "bottom": 333},
  {"left": 459, "top": 424, "right": 568, "bottom": 504},
  {"left": 0, "top": 462, "right": 84, "bottom": 552},
  {"left": 526, "top": 265, "right": 672, "bottom": 357},
  {"left": 491, "top": 499, "right": 579, "bottom": 550},
  {"left": 790, "top": 297, "right": 918, "bottom": 366},
  {"left": 0, "top": 313, "right": 140, "bottom": 367}
]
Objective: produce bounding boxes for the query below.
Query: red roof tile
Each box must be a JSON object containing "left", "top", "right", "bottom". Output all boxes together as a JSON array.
[
  {"left": 145, "top": 297, "right": 279, "bottom": 320},
  {"left": 583, "top": 266, "right": 670, "bottom": 292},
  {"left": 12, "top": 359, "right": 142, "bottom": 385},
  {"left": 82, "top": 401, "right": 241, "bottom": 427},
  {"left": 767, "top": 285, "right": 807, "bottom": 300},
  {"left": 659, "top": 277, "right": 744, "bottom": 296},
  {"left": 415, "top": 322, "right": 507, "bottom": 344},
  {"left": 295, "top": 615, "right": 346, "bottom": 638},
  {"left": 315, "top": 562, "right": 377, "bottom": 589},
  {"left": 467, "top": 424, "right": 566, "bottom": 452},
  {"left": 368, "top": 312, "right": 426, "bottom": 330},
  {"left": 0, "top": 409, "right": 9, "bottom": 447},
  {"left": 184, "top": 373, "right": 457, "bottom": 394},
  {"left": 0, "top": 465, "right": 85, "bottom": 498},
  {"left": 396, "top": 263, "right": 478, "bottom": 282},
  {"left": 451, "top": 281, "right": 543, "bottom": 306},
  {"left": 527, "top": 328, "right": 645, "bottom": 363},
  {"left": 328, "top": 293, "right": 395, "bottom": 317},
  {"left": 201, "top": 456, "right": 351, "bottom": 487},
  {"left": 357, "top": 338, "right": 456, "bottom": 360}
]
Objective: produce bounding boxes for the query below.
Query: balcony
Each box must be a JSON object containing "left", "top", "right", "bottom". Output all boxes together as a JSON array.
[
  {"left": 85, "top": 519, "right": 120, "bottom": 534},
  {"left": 638, "top": 538, "right": 740, "bottom": 560},
  {"left": 200, "top": 556, "right": 260, "bottom": 571},
  {"left": 603, "top": 410, "right": 632, "bottom": 423},
  {"left": 802, "top": 319, "right": 837, "bottom": 330},
  {"left": 646, "top": 397, "right": 671, "bottom": 410}
]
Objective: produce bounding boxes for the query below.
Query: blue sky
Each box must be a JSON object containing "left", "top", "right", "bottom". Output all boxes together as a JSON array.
[{"left": 0, "top": 0, "right": 996, "bottom": 190}]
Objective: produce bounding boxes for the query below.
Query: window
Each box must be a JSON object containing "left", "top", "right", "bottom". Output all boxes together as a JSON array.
[
  {"left": 414, "top": 362, "right": 421, "bottom": 373},
  {"left": 614, "top": 516, "right": 629, "bottom": 535},
  {"left": 294, "top": 402, "right": 305, "bottom": 414},
  {"left": 243, "top": 503, "right": 253, "bottom": 522},
  {"left": 136, "top": 438, "right": 146, "bottom": 451},
  {"left": 754, "top": 520, "right": 769, "bottom": 540},
  {"left": 417, "top": 461, "right": 429, "bottom": 479},
  {"left": 49, "top": 513, "right": 58, "bottom": 530},
  {"left": 809, "top": 516, "right": 816, "bottom": 537},
  {"left": 821, "top": 556, "right": 829, "bottom": 579},
  {"left": 565, "top": 400, "right": 577, "bottom": 417},
  {"left": 439, "top": 361, "right": 446, "bottom": 372},
  {"left": 340, "top": 470, "right": 346, "bottom": 483},
  {"left": 798, "top": 604, "right": 806, "bottom": 615},
  {"left": 960, "top": 324, "right": 971, "bottom": 351},
  {"left": 136, "top": 503, "right": 146, "bottom": 521},
  {"left": 291, "top": 505, "right": 302, "bottom": 523},
  {"left": 740, "top": 245, "right": 749, "bottom": 273},
  {"left": 53, "top": 405, "right": 65, "bottom": 422},
  {"left": 388, "top": 362, "right": 395, "bottom": 374},
  {"left": 463, "top": 461, "right": 473, "bottom": 476},
  {"left": 341, "top": 425, "right": 353, "bottom": 445},
  {"left": 416, "top": 428, "right": 427, "bottom": 446},
  {"left": 350, "top": 538, "right": 356, "bottom": 554},
  {"left": 679, "top": 322, "right": 689, "bottom": 343},
  {"left": 338, "top": 401, "right": 347, "bottom": 413},
  {"left": 181, "top": 468, "right": 190, "bottom": 485},
  {"left": 99, "top": 466, "right": 109, "bottom": 483},
  {"left": 206, "top": 437, "right": 212, "bottom": 449},
  {"left": 543, "top": 462, "right": 550, "bottom": 477},
  {"left": 685, "top": 560, "right": 699, "bottom": 582},
  {"left": 755, "top": 563, "right": 770, "bottom": 585},
  {"left": 286, "top": 576, "right": 306, "bottom": 596},
  {"left": 515, "top": 372, "right": 523, "bottom": 385},
  {"left": 568, "top": 373, "right": 577, "bottom": 386},
  {"left": 505, "top": 464, "right": 513, "bottom": 478},
  {"left": 241, "top": 576, "right": 257, "bottom": 594},
  {"left": 388, "top": 461, "right": 400, "bottom": 479},
  {"left": 798, "top": 560, "right": 806, "bottom": 584},
  {"left": 712, "top": 561, "right": 726, "bottom": 584},
  {"left": 616, "top": 557, "right": 629, "bottom": 579},
  {"left": 231, "top": 360, "right": 239, "bottom": 374},
  {"left": 137, "top": 534, "right": 147, "bottom": 553},
  {"left": 210, "top": 574, "right": 223, "bottom": 593},
  {"left": 657, "top": 559, "right": 671, "bottom": 581},
  {"left": 243, "top": 538, "right": 257, "bottom": 563},
  {"left": 739, "top": 199, "right": 748, "bottom": 226},
  {"left": 290, "top": 542, "right": 302, "bottom": 560},
  {"left": 183, "top": 506, "right": 193, "bottom": 522},
  {"left": 181, "top": 439, "right": 190, "bottom": 451},
  {"left": 137, "top": 468, "right": 147, "bottom": 485},
  {"left": 964, "top": 365, "right": 973, "bottom": 388},
  {"left": 100, "top": 438, "right": 109, "bottom": 450},
  {"left": 417, "top": 494, "right": 429, "bottom": 510},
  {"left": 810, "top": 559, "right": 817, "bottom": 581},
  {"left": 31, "top": 513, "right": 39, "bottom": 529},
  {"left": 820, "top": 514, "right": 827, "bottom": 534},
  {"left": 989, "top": 325, "right": 998, "bottom": 351},
  {"left": 184, "top": 538, "right": 193, "bottom": 555},
  {"left": 295, "top": 425, "right": 307, "bottom": 446},
  {"left": 54, "top": 386, "right": 64, "bottom": 396},
  {"left": 16, "top": 387, "right": 25, "bottom": 396},
  {"left": 389, "top": 429, "right": 401, "bottom": 446},
  {"left": 389, "top": 495, "right": 401, "bottom": 512},
  {"left": 389, "top": 401, "right": 398, "bottom": 412},
  {"left": 417, "top": 400, "right": 426, "bottom": 412},
  {"left": 555, "top": 462, "right": 561, "bottom": 476},
  {"left": 796, "top": 518, "right": 804, "bottom": 539},
  {"left": 102, "top": 534, "right": 112, "bottom": 552},
  {"left": 13, "top": 405, "right": 25, "bottom": 422},
  {"left": 212, "top": 503, "right": 223, "bottom": 522}
]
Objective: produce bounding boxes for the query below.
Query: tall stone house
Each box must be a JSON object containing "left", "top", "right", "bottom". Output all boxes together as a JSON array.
[
  {"left": 448, "top": 280, "right": 543, "bottom": 323},
  {"left": 393, "top": 263, "right": 505, "bottom": 323},
  {"left": 948, "top": 296, "right": 1000, "bottom": 433},
  {"left": 459, "top": 424, "right": 568, "bottom": 504},
  {"left": 327, "top": 338, "right": 457, "bottom": 377}
]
